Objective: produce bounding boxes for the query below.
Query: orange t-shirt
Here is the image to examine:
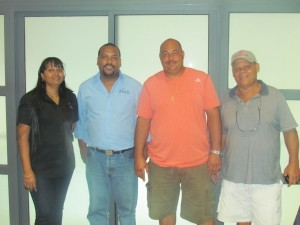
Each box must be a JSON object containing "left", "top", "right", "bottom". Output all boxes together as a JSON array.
[{"left": 137, "top": 68, "right": 220, "bottom": 168}]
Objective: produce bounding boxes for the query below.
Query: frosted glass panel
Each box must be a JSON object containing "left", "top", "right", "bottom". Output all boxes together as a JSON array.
[
  {"left": 25, "top": 16, "right": 108, "bottom": 225},
  {"left": 281, "top": 101, "right": 300, "bottom": 168},
  {"left": 0, "top": 15, "right": 4, "bottom": 86},
  {"left": 280, "top": 101, "right": 300, "bottom": 225},
  {"left": 25, "top": 16, "right": 108, "bottom": 93},
  {"left": 0, "top": 96, "right": 7, "bottom": 165},
  {"left": 0, "top": 175, "right": 10, "bottom": 225},
  {"left": 117, "top": 15, "right": 209, "bottom": 225},
  {"left": 228, "top": 13, "right": 300, "bottom": 89},
  {"left": 116, "top": 15, "right": 208, "bottom": 84}
]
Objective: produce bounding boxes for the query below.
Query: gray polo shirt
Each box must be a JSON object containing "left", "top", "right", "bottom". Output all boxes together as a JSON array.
[{"left": 220, "top": 80, "right": 297, "bottom": 184}]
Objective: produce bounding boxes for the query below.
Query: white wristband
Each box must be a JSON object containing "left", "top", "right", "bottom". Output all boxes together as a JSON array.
[{"left": 210, "top": 150, "right": 223, "bottom": 156}]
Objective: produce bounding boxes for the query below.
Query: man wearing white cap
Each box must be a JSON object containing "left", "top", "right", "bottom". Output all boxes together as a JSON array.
[{"left": 214, "top": 50, "right": 300, "bottom": 225}]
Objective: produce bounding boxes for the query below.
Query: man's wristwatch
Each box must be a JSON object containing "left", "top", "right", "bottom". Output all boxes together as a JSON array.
[{"left": 210, "top": 150, "right": 223, "bottom": 157}]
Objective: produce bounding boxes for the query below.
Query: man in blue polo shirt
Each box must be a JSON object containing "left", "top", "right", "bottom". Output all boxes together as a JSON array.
[{"left": 74, "top": 43, "right": 142, "bottom": 225}]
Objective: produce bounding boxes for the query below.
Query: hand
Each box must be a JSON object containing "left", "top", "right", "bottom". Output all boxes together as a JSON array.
[
  {"left": 24, "top": 173, "right": 37, "bottom": 192},
  {"left": 134, "top": 156, "right": 148, "bottom": 182},
  {"left": 78, "top": 139, "right": 88, "bottom": 163},
  {"left": 207, "top": 153, "right": 222, "bottom": 175},
  {"left": 283, "top": 163, "right": 300, "bottom": 187},
  {"left": 80, "top": 147, "right": 88, "bottom": 163},
  {"left": 211, "top": 172, "right": 221, "bottom": 185}
]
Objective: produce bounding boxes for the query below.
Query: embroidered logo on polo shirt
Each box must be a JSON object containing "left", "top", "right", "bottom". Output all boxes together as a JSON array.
[
  {"left": 195, "top": 78, "right": 201, "bottom": 83},
  {"left": 119, "top": 88, "right": 130, "bottom": 94}
]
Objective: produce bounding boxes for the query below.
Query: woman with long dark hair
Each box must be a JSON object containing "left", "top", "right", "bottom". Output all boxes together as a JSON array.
[{"left": 17, "top": 57, "right": 78, "bottom": 225}]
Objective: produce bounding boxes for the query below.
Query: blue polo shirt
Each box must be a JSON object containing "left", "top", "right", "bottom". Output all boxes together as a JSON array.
[{"left": 74, "top": 72, "right": 142, "bottom": 150}]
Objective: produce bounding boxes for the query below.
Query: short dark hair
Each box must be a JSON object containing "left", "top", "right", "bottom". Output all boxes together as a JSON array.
[{"left": 98, "top": 43, "right": 121, "bottom": 57}]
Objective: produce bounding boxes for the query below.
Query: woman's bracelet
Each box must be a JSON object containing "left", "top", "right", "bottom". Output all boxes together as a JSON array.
[{"left": 23, "top": 174, "right": 34, "bottom": 178}]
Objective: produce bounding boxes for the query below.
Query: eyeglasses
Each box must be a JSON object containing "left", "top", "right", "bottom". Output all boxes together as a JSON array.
[{"left": 235, "top": 96, "right": 261, "bottom": 133}]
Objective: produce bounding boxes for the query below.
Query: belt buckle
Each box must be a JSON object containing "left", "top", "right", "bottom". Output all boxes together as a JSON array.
[{"left": 105, "top": 150, "right": 113, "bottom": 156}]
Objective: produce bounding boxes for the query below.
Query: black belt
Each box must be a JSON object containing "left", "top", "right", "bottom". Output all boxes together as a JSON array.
[{"left": 90, "top": 147, "right": 133, "bottom": 156}]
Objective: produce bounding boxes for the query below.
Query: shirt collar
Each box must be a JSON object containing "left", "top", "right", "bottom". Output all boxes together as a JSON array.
[
  {"left": 93, "top": 71, "right": 123, "bottom": 83},
  {"left": 229, "top": 80, "right": 268, "bottom": 99}
]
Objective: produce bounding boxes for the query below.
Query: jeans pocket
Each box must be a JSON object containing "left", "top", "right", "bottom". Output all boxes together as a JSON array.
[
  {"left": 87, "top": 148, "right": 95, "bottom": 159},
  {"left": 122, "top": 149, "right": 134, "bottom": 160}
]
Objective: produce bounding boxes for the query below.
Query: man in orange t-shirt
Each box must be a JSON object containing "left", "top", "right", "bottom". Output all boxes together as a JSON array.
[{"left": 134, "top": 38, "right": 222, "bottom": 225}]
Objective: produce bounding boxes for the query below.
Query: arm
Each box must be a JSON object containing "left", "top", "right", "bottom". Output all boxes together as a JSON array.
[
  {"left": 283, "top": 128, "right": 300, "bottom": 186},
  {"left": 211, "top": 133, "right": 226, "bottom": 184},
  {"left": 71, "top": 122, "right": 76, "bottom": 132},
  {"left": 78, "top": 139, "right": 88, "bottom": 163},
  {"left": 206, "top": 106, "right": 222, "bottom": 175},
  {"left": 17, "top": 123, "right": 37, "bottom": 191},
  {"left": 143, "top": 142, "right": 149, "bottom": 160},
  {"left": 74, "top": 88, "right": 89, "bottom": 163},
  {"left": 134, "top": 116, "right": 151, "bottom": 181},
  {"left": 68, "top": 91, "right": 78, "bottom": 133}
]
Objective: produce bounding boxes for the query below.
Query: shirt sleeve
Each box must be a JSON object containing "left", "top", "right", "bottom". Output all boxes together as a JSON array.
[
  {"left": 74, "top": 87, "right": 89, "bottom": 143},
  {"left": 137, "top": 84, "right": 153, "bottom": 119},
  {"left": 276, "top": 89, "right": 298, "bottom": 131},
  {"left": 203, "top": 75, "right": 220, "bottom": 110},
  {"left": 67, "top": 91, "right": 79, "bottom": 123},
  {"left": 17, "top": 94, "right": 33, "bottom": 126}
]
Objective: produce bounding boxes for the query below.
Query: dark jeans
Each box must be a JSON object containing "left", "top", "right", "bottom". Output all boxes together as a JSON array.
[{"left": 30, "top": 172, "right": 73, "bottom": 225}]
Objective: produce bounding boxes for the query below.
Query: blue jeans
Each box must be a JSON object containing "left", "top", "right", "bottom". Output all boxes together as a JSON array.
[
  {"left": 30, "top": 173, "right": 73, "bottom": 225},
  {"left": 86, "top": 147, "right": 138, "bottom": 225}
]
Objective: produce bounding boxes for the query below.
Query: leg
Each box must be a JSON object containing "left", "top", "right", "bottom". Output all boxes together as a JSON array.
[
  {"left": 51, "top": 172, "right": 73, "bottom": 225},
  {"left": 217, "top": 180, "right": 252, "bottom": 224},
  {"left": 159, "top": 214, "right": 176, "bottom": 225},
  {"left": 86, "top": 148, "right": 111, "bottom": 225},
  {"left": 250, "top": 182, "right": 282, "bottom": 225},
  {"left": 180, "top": 164, "right": 214, "bottom": 224},
  {"left": 30, "top": 174, "right": 72, "bottom": 225},
  {"left": 198, "top": 219, "right": 215, "bottom": 225},
  {"left": 30, "top": 176, "right": 55, "bottom": 225},
  {"left": 211, "top": 181, "right": 224, "bottom": 225},
  {"left": 147, "top": 161, "right": 180, "bottom": 222},
  {"left": 111, "top": 149, "right": 138, "bottom": 225}
]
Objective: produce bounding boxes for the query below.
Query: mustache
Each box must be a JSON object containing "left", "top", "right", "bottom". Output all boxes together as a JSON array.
[
  {"left": 166, "top": 60, "right": 176, "bottom": 64},
  {"left": 104, "top": 64, "right": 115, "bottom": 68}
]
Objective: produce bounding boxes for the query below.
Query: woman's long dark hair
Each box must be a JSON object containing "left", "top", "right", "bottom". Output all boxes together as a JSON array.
[
  {"left": 33, "top": 57, "right": 66, "bottom": 97},
  {"left": 29, "top": 57, "right": 74, "bottom": 154},
  {"left": 31, "top": 57, "right": 73, "bottom": 115}
]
